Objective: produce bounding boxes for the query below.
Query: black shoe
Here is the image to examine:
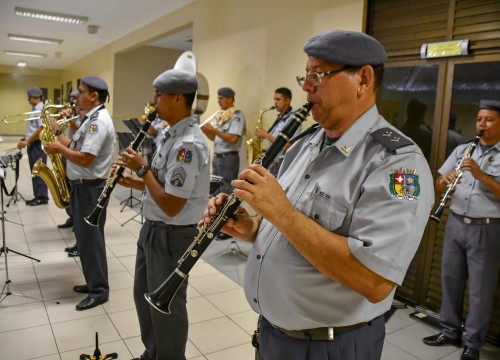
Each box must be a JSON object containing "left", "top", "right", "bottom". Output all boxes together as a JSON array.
[
  {"left": 73, "top": 285, "right": 89, "bottom": 293},
  {"left": 216, "top": 233, "right": 232, "bottom": 240},
  {"left": 64, "top": 245, "right": 77, "bottom": 252},
  {"left": 58, "top": 218, "right": 73, "bottom": 228},
  {"left": 68, "top": 248, "right": 80, "bottom": 257},
  {"left": 461, "top": 346, "right": 479, "bottom": 360},
  {"left": 27, "top": 198, "right": 48, "bottom": 206},
  {"left": 423, "top": 333, "right": 462, "bottom": 347},
  {"left": 75, "top": 296, "right": 107, "bottom": 311},
  {"left": 25, "top": 198, "right": 36, "bottom": 205}
]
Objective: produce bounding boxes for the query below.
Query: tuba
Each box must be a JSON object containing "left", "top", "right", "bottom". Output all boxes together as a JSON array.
[
  {"left": 32, "top": 102, "right": 75, "bottom": 208},
  {"left": 246, "top": 106, "right": 275, "bottom": 164}
]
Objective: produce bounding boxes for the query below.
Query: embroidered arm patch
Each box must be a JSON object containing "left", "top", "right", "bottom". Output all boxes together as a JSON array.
[{"left": 170, "top": 167, "right": 187, "bottom": 187}]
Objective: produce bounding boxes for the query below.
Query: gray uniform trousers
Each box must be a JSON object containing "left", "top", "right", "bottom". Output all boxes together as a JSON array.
[
  {"left": 439, "top": 214, "right": 500, "bottom": 348},
  {"left": 27, "top": 140, "right": 48, "bottom": 200},
  {"left": 70, "top": 181, "right": 109, "bottom": 300},
  {"left": 134, "top": 220, "right": 197, "bottom": 360},
  {"left": 211, "top": 153, "right": 239, "bottom": 196},
  {"left": 258, "top": 315, "right": 385, "bottom": 360}
]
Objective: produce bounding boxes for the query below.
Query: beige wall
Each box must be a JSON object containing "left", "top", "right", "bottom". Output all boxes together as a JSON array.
[
  {"left": 0, "top": 0, "right": 365, "bottom": 148},
  {"left": 0, "top": 70, "right": 61, "bottom": 136}
]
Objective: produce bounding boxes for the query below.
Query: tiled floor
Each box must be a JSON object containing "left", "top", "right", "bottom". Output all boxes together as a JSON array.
[{"left": 0, "top": 136, "right": 498, "bottom": 360}]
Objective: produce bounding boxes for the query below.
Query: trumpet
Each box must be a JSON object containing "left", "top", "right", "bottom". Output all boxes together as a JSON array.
[{"left": 430, "top": 131, "right": 483, "bottom": 222}]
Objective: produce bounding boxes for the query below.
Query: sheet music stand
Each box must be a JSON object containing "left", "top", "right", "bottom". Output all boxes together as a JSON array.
[{"left": 117, "top": 131, "right": 141, "bottom": 211}]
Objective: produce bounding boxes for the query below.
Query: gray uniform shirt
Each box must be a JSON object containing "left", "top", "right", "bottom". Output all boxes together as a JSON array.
[
  {"left": 439, "top": 141, "right": 500, "bottom": 217},
  {"left": 142, "top": 116, "right": 210, "bottom": 225},
  {"left": 213, "top": 108, "right": 245, "bottom": 154},
  {"left": 244, "top": 106, "right": 434, "bottom": 330},
  {"left": 25, "top": 101, "right": 44, "bottom": 138},
  {"left": 67, "top": 105, "right": 115, "bottom": 180}
]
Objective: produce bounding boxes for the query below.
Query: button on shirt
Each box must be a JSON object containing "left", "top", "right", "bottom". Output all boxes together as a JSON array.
[
  {"left": 439, "top": 141, "right": 500, "bottom": 218},
  {"left": 25, "top": 101, "right": 44, "bottom": 138},
  {"left": 67, "top": 105, "right": 115, "bottom": 180},
  {"left": 244, "top": 106, "right": 434, "bottom": 330},
  {"left": 143, "top": 116, "right": 210, "bottom": 225},
  {"left": 214, "top": 109, "right": 245, "bottom": 154}
]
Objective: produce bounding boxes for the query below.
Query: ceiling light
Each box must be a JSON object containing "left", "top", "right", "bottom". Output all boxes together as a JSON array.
[
  {"left": 17, "top": 61, "right": 27, "bottom": 67},
  {"left": 4, "top": 50, "right": 47, "bottom": 58},
  {"left": 8, "top": 33, "right": 63, "bottom": 45},
  {"left": 15, "top": 7, "right": 88, "bottom": 25}
]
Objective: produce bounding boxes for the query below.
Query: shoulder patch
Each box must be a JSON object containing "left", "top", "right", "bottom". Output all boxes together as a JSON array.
[
  {"left": 371, "top": 128, "right": 413, "bottom": 152},
  {"left": 89, "top": 124, "right": 98, "bottom": 133}
]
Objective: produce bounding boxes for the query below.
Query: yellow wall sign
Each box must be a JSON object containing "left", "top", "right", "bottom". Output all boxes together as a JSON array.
[{"left": 420, "top": 40, "right": 469, "bottom": 59}]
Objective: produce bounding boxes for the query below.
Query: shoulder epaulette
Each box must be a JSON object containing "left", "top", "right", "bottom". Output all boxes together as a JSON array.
[
  {"left": 371, "top": 127, "right": 414, "bottom": 152},
  {"left": 90, "top": 111, "right": 99, "bottom": 121},
  {"left": 290, "top": 123, "right": 320, "bottom": 143}
]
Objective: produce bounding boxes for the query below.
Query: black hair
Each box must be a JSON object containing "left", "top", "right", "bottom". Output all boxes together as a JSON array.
[{"left": 275, "top": 87, "right": 292, "bottom": 100}]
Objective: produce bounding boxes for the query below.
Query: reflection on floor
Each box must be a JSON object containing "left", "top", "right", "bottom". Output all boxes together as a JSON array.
[{"left": 0, "top": 137, "right": 498, "bottom": 360}]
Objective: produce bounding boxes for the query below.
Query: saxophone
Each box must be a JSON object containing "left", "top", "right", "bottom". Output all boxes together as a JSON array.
[
  {"left": 246, "top": 106, "right": 275, "bottom": 165},
  {"left": 32, "top": 103, "right": 74, "bottom": 208}
]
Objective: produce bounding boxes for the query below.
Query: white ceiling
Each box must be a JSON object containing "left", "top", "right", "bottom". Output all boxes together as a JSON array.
[{"left": 0, "top": 0, "right": 194, "bottom": 70}]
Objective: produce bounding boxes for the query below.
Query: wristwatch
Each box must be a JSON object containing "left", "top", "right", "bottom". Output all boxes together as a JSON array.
[{"left": 136, "top": 164, "right": 150, "bottom": 178}]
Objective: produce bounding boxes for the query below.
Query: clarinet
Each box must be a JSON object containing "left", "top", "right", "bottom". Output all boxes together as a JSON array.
[
  {"left": 429, "top": 131, "right": 483, "bottom": 222},
  {"left": 85, "top": 108, "right": 156, "bottom": 226},
  {"left": 145, "top": 102, "right": 312, "bottom": 314}
]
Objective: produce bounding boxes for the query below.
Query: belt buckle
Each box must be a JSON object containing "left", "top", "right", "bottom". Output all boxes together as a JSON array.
[
  {"left": 328, "top": 327, "right": 334, "bottom": 340},
  {"left": 463, "top": 217, "right": 472, "bottom": 224}
]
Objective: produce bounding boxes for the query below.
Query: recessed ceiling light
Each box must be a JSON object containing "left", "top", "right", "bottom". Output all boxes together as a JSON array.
[
  {"left": 15, "top": 7, "right": 88, "bottom": 25},
  {"left": 4, "top": 50, "right": 47, "bottom": 58},
  {"left": 17, "top": 61, "right": 27, "bottom": 67},
  {"left": 8, "top": 33, "right": 63, "bottom": 45}
]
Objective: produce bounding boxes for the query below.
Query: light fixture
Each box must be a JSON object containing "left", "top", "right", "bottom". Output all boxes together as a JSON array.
[
  {"left": 15, "top": 7, "right": 88, "bottom": 25},
  {"left": 17, "top": 61, "right": 27, "bottom": 67},
  {"left": 8, "top": 33, "right": 63, "bottom": 45},
  {"left": 4, "top": 50, "right": 47, "bottom": 58}
]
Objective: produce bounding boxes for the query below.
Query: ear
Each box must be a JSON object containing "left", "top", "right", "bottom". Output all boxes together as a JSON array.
[{"left": 357, "top": 65, "right": 374, "bottom": 97}]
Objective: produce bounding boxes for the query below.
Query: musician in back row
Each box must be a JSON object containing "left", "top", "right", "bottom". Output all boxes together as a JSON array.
[
  {"left": 117, "top": 69, "right": 210, "bottom": 360},
  {"left": 17, "top": 87, "right": 49, "bottom": 206},
  {"left": 201, "top": 87, "right": 245, "bottom": 196},
  {"left": 202, "top": 29, "right": 434, "bottom": 360},
  {"left": 255, "top": 87, "right": 299, "bottom": 177},
  {"left": 44, "top": 76, "right": 115, "bottom": 311},
  {"left": 423, "top": 100, "right": 500, "bottom": 360}
]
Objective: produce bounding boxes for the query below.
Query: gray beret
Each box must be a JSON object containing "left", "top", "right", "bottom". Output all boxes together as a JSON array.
[
  {"left": 81, "top": 76, "right": 108, "bottom": 91},
  {"left": 218, "top": 87, "right": 235, "bottom": 98},
  {"left": 479, "top": 100, "right": 500, "bottom": 112},
  {"left": 26, "top": 87, "right": 43, "bottom": 97},
  {"left": 153, "top": 69, "right": 198, "bottom": 94},
  {"left": 304, "top": 29, "right": 387, "bottom": 66}
]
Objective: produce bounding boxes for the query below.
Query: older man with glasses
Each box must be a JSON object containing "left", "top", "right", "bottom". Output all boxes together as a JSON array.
[{"left": 202, "top": 29, "right": 434, "bottom": 360}]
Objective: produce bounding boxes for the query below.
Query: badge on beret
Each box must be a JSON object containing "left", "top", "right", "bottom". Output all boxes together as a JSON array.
[
  {"left": 176, "top": 148, "right": 192, "bottom": 164},
  {"left": 170, "top": 167, "right": 187, "bottom": 187},
  {"left": 89, "top": 124, "right": 98, "bottom": 133},
  {"left": 389, "top": 167, "right": 420, "bottom": 200}
]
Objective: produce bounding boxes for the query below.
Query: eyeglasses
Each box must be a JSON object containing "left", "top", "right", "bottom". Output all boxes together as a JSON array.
[{"left": 296, "top": 66, "right": 353, "bottom": 87}]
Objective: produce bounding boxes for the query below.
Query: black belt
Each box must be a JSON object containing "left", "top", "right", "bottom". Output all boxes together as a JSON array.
[
  {"left": 68, "top": 178, "right": 106, "bottom": 186},
  {"left": 214, "top": 151, "right": 238, "bottom": 158},
  {"left": 145, "top": 219, "right": 196, "bottom": 229},
  {"left": 271, "top": 321, "right": 369, "bottom": 341},
  {"left": 453, "top": 212, "right": 500, "bottom": 225}
]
